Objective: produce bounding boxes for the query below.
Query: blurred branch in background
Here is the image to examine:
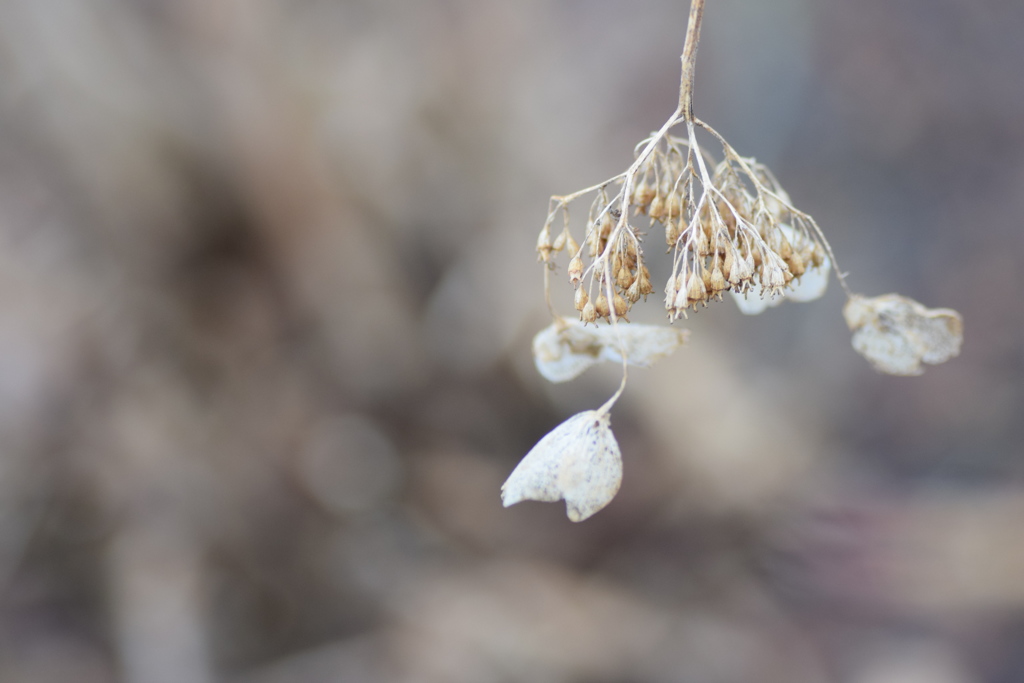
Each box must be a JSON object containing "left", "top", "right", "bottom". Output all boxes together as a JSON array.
[{"left": 0, "top": 0, "right": 1021, "bottom": 682}]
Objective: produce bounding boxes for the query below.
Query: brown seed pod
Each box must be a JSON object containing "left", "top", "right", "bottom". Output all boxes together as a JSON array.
[
  {"left": 632, "top": 177, "right": 655, "bottom": 212},
  {"left": 568, "top": 256, "right": 584, "bottom": 285},
  {"left": 775, "top": 231, "right": 793, "bottom": 260},
  {"left": 565, "top": 232, "right": 580, "bottom": 257},
  {"left": 552, "top": 230, "right": 567, "bottom": 252},
  {"left": 710, "top": 264, "right": 728, "bottom": 293},
  {"left": 686, "top": 271, "right": 707, "bottom": 306},
  {"left": 613, "top": 294, "right": 630, "bottom": 318},
  {"left": 665, "top": 220, "right": 680, "bottom": 248},
  {"left": 638, "top": 265, "right": 654, "bottom": 296},
  {"left": 537, "top": 226, "right": 554, "bottom": 262},
  {"left": 628, "top": 264, "right": 654, "bottom": 303},
  {"left": 762, "top": 260, "right": 787, "bottom": 291},
  {"left": 785, "top": 250, "right": 806, "bottom": 278},
  {"left": 809, "top": 244, "right": 825, "bottom": 268},
  {"left": 595, "top": 293, "right": 611, "bottom": 319},
  {"left": 696, "top": 226, "right": 712, "bottom": 256},
  {"left": 672, "top": 275, "right": 690, "bottom": 311},
  {"left": 581, "top": 301, "right": 597, "bottom": 324},
  {"left": 623, "top": 240, "right": 638, "bottom": 268},
  {"left": 664, "top": 273, "right": 680, "bottom": 310},
  {"left": 665, "top": 194, "right": 683, "bottom": 221},
  {"left": 649, "top": 196, "right": 665, "bottom": 222},
  {"left": 701, "top": 264, "right": 714, "bottom": 292},
  {"left": 616, "top": 265, "right": 634, "bottom": 290},
  {"left": 626, "top": 280, "right": 642, "bottom": 303},
  {"left": 728, "top": 249, "right": 753, "bottom": 286},
  {"left": 574, "top": 287, "right": 589, "bottom": 311}
]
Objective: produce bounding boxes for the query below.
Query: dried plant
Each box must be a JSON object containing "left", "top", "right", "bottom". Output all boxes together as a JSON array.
[{"left": 504, "top": 0, "right": 964, "bottom": 522}]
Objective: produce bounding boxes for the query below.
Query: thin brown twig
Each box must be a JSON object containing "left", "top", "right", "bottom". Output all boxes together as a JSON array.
[{"left": 679, "top": 0, "right": 705, "bottom": 122}]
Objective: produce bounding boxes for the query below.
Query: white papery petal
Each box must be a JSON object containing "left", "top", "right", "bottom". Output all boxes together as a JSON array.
[
  {"left": 594, "top": 324, "right": 688, "bottom": 367},
  {"left": 843, "top": 294, "right": 963, "bottom": 376},
  {"left": 730, "top": 290, "right": 782, "bottom": 315},
  {"left": 501, "top": 410, "right": 621, "bottom": 522},
  {"left": 532, "top": 322, "right": 601, "bottom": 383},
  {"left": 532, "top": 318, "right": 687, "bottom": 383},
  {"left": 788, "top": 253, "right": 831, "bottom": 302}
]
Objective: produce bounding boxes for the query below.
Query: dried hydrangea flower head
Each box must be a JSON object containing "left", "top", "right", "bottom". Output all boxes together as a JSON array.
[
  {"left": 533, "top": 4, "right": 837, "bottom": 328},
  {"left": 506, "top": 0, "right": 964, "bottom": 521}
]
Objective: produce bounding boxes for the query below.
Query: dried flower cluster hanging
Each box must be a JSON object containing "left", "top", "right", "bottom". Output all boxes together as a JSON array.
[
  {"left": 536, "top": 133, "right": 834, "bottom": 325},
  {"left": 503, "top": 0, "right": 963, "bottom": 522}
]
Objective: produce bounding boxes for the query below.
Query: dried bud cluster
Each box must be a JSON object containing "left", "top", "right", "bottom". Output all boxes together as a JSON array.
[
  {"left": 635, "top": 137, "right": 830, "bottom": 320},
  {"left": 537, "top": 134, "right": 833, "bottom": 326},
  {"left": 538, "top": 195, "right": 656, "bottom": 325}
]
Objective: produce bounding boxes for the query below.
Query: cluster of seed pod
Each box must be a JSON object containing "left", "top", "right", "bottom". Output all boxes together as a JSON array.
[
  {"left": 628, "top": 135, "right": 830, "bottom": 320},
  {"left": 537, "top": 188, "right": 656, "bottom": 324},
  {"left": 538, "top": 135, "right": 832, "bottom": 325}
]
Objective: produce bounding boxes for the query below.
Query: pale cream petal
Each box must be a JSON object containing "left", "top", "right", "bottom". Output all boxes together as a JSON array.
[
  {"left": 532, "top": 322, "right": 602, "bottom": 383},
  {"left": 532, "top": 318, "right": 687, "bottom": 383},
  {"left": 730, "top": 290, "right": 781, "bottom": 315},
  {"left": 843, "top": 294, "right": 963, "bottom": 376},
  {"left": 595, "top": 324, "right": 688, "bottom": 368},
  {"left": 501, "top": 410, "right": 622, "bottom": 522},
  {"left": 787, "top": 254, "right": 831, "bottom": 302}
]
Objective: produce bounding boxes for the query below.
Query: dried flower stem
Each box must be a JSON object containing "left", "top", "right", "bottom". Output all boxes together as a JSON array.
[{"left": 679, "top": 0, "right": 704, "bottom": 122}]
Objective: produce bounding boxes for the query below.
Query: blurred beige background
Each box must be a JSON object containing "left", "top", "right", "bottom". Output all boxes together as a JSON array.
[{"left": 0, "top": 0, "right": 1021, "bottom": 681}]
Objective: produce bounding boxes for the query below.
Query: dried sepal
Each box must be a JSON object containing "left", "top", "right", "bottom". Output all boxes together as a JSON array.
[
  {"left": 567, "top": 256, "right": 584, "bottom": 285},
  {"left": 615, "top": 264, "right": 634, "bottom": 290},
  {"left": 501, "top": 410, "right": 622, "bottom": 522},
  {"left": 626, "top": 264, "right": 654, "bottom": 303},
  {"left": 581, "top": 301, "right": 597, "bottom": 324},
  {"left": 843, "top": 294, "right": 963, "bottom": 376},
  {"left": 532, "top": 317, "right": 688, "bottom": 383},
  {"left": 612, "top": 293, "right": 630, "bottom": 319},
  {"left": 536, "top": 224, "right": 554, "bottom": 262},
  {"left": 786, "top": 254, "right": 830, "bottom": 302},
  {"left": 574, "top": 287, "right": 589, "bottom": 312},
  {"left": 551, "top": 230, "right": 567, "bottom": 252},
  {"left": 564, "top": 232, "right": 580, "bottom": 257}
]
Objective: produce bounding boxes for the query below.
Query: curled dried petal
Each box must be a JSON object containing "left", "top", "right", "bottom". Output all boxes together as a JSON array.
[
  {"left": 730, "top": 290, "right": 778, "bottom": 315},
  {"left": 843, "top": 294, "right": 963, "bottom": 376},
  {"left": 532, "top": 318, "right": 688, "bottom": 383},
  {"left": 501, "top": 410, "right": 621, "bottom": 522}
]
